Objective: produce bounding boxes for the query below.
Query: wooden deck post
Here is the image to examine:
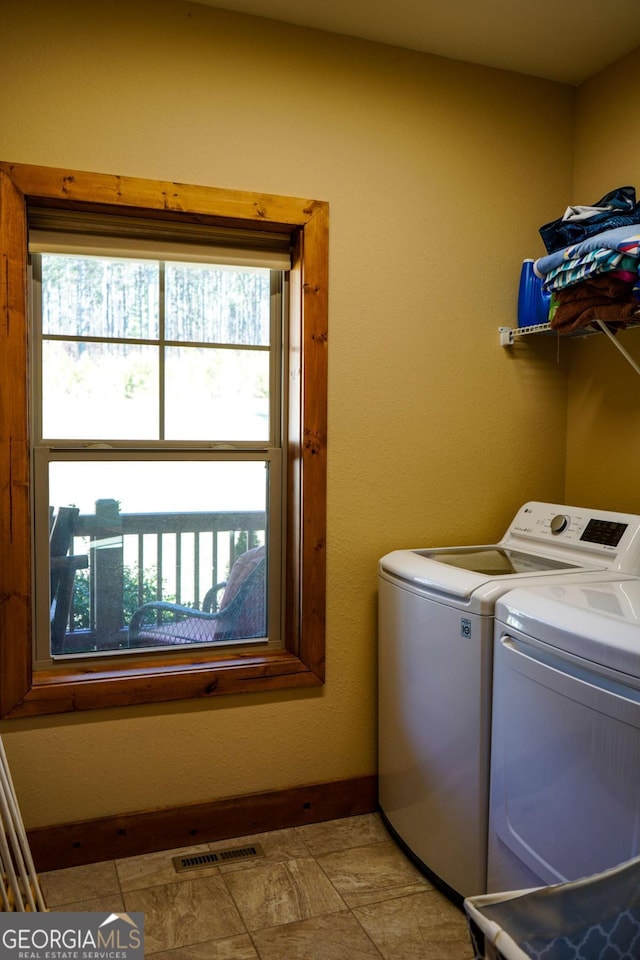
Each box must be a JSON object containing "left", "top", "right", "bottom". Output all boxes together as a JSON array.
[{"left": 93, "top": 499, "right": 125, "bottom": 645}]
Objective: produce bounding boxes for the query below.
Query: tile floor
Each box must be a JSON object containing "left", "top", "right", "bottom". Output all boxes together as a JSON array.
[{"left": 40, "top": 813, "right": 475, "bottom": 959}]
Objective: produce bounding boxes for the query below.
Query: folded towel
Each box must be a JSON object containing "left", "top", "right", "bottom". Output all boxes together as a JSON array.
[
  {"left": 552, "top": 301, "right": 638, "bottom": 334},
  {"left": 555, "top": 274, "right": 634, "bottom": 302},
  {"left": 550, "top": 274, "right": 640, "bottom": 334}
]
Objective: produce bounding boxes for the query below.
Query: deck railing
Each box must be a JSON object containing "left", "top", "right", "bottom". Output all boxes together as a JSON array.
[{"left": 65, "top": 499, "right": 266, "bottom": 650}]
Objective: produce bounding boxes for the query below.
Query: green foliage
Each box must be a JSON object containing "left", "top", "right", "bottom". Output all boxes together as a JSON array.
[
  {"left": 42, "top": 255, "right": 270, "bottom": 345},
  {"left": 231, "top": 529, "right": 262, "bottom": 562},
  {"left": 71, "top": 565, "right": 171, "bottom": 629},
  {"left": 41, "top": 256, "right": 273, "bottom": 439},
  {"left": 71, "top": 570, "right": 90, "bottom": 629}
]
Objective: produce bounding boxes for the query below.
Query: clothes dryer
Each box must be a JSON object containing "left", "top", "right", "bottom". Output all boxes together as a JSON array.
[
  {"left": 378, "top": 502, "right": 640, "bottom": 902},
  {"left": 488, "top": 579, "right": 640, "bottom": 894}
]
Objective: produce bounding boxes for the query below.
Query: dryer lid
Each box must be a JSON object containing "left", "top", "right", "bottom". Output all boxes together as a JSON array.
[{"left": 496, "top": 581, "right": 640, "bottom": 676}]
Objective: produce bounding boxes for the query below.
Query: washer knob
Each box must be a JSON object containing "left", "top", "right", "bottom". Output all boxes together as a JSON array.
[{"left": 550, "top": 514, "right": 569, "bottom": 535}]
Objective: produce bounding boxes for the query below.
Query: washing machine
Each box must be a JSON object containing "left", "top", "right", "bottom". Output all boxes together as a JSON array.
[
  {"left": 378, "top": 501, "right": 640, "bottom": 902},
  {"left": 488, "top": 578, "right": 640, "bottom": 894}
]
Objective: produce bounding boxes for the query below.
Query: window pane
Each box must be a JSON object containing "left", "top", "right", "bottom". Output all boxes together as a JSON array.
[
  {"left": 165, "top": 264, "right": 270, "bottom": 346},
  {"left": 42, "top": 341, "right": 159, "bottom": 440},
  {"left": 48, "top": 460, "right": 268, "bottom": 656},
  {"left": 42, "top": 254, "right": 159, "bottom": 339},
  {"left": 164, "top": 346, "right": 270, "bottom": 441}
]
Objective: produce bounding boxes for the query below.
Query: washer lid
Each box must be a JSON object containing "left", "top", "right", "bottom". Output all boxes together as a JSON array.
[
  {"left": 496, "top": 581, "right": 640, "bottom": 675},
  {"left": 379, "top": 546, "right": 601, "bottom": 606},
  {"left": 415, "top": 546, "right": 578, "bottom": 575}
]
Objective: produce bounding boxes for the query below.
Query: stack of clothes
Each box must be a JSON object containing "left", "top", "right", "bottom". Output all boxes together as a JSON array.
[{"left": 533, "top": 186, "right": 640, "bottom": 334}]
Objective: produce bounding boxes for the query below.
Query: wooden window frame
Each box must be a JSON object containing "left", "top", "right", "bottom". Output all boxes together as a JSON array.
[{"left": 0, "top": 162, "right": 328, "bottom": 718}]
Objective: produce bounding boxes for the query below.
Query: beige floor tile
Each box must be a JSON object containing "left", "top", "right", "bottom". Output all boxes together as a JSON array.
[
  {"left": 354, "top": 890, "right": 475, "bottom": 960},
  {"left": 296, "top": 814, "right": 388, "bottom": 857},
  {"left": 317, "top": 841, "right": 430, "bottom": 907},
  {"left": 116, "top": 844, "right": 217, "bottom": 891},
  {"left": 223, "top": 858, "right": 346, "bottom": 931},
  {"left": 210, "top": 827, "right": 311, "bottom": 873},
  {"left": 146, "top": 933, "right": 259, "bottom": 959},
  {"left": 124, "top": 875, "right": 245, "bottom": 954},
  {"left": 40, "top": 860, "right": 120, "bottom": 908},
  {"left": 251, "top": 910, "right": 383, "bottom": 960},
  {"left": 46, "top": 893, "right": 126, "bottom": 913},
  {"left": 37, "top": 815, "right": 473, "bottom": 959}
]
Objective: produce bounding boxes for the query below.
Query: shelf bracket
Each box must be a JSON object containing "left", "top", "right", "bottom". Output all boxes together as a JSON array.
[{"left": 499, "top": 323, "right": 553, "bottom": 346}]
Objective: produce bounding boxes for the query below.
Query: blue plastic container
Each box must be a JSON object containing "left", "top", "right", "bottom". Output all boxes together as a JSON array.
[{"left": 517, "top": 259, "right": 551, "bottom": 328}]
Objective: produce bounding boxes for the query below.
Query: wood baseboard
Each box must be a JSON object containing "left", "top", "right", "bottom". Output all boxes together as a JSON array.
[{"left": 28, "top": 774, "right": 378, "bottom": 873}]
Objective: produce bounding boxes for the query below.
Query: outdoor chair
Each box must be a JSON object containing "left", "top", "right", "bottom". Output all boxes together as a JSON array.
[
  {"left": 49, "top": 506, "right": 89, "bottom": 655},
  {"left": 128, "top": 544, "right": 266, "bottom": 646}
]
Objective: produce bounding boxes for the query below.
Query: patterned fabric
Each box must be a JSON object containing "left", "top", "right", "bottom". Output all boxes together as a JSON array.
[
  {"left": 522, "top": 909, "right": 640, "bottom": 959},
  {"left": 464, "top": 855, "right": 640, "bottom": 960},
  {"left": 531, "top": 222, "right": 640, "bottom": 316},
  {"left": 534, "top": 224, "right": 640, "bottom": 280},
  {"left": 541, "top": 251, "right": 639, "bottom": 292}
]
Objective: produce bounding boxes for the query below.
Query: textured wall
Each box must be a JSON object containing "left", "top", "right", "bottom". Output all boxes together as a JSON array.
[
  {"left": 0, "top": 0, "right": 572, "bottom": 827},
  {"left": 565, "top": 47, "right": 640, "bottom": 514}
]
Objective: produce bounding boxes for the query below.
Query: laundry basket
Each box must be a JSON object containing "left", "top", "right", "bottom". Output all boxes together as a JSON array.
[
  {"left": 463, "top": 856, "right": 640, "bottom": 960},
  {"left": 0, "top": 738, "right": 46, "bottom": 911}
]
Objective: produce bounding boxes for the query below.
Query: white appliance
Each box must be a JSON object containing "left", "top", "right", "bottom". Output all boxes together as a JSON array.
[
  {"left": 488, "top": 579, "right": 640, "bottom": 894},
  {"left": 378, "top": 501, "right": 640, "bottom": 902}
]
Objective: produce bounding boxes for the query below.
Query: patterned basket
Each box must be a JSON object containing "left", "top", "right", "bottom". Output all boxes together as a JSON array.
[{"left": 464, "top": 856, "right": 640, "bottom": 960}]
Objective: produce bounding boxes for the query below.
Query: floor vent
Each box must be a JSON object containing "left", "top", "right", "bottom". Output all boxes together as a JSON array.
[{"left": 173, "top": 843, "right": 265, "bottom": 873}]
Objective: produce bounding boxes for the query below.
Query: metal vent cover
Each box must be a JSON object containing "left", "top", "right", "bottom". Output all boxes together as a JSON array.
[{"left": 173, "top": 843, "right": 265, "bottom": 873}]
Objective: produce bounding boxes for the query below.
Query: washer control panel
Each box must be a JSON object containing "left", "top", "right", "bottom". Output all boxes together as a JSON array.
[
  {"left": 508, "top": 502, "right": 640, "bottom": 558},
  {"left": 579, "top": 518, "right": 629, "bottom": 548},
  {"left": 550, "top": 514, "right": 570, "bottom": 535}
]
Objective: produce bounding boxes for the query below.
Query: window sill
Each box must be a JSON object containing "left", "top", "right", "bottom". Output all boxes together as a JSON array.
[{"left": 11, "top": 649, "right": 322, "bottom": 717}]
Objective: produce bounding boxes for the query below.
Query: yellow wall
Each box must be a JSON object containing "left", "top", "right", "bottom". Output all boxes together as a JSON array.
[
  {"left": 566, "top": 48, "right": 640, "bottom": 513},
  {"left": 0, "top": 0, "right": 573, "bottom": 828}
]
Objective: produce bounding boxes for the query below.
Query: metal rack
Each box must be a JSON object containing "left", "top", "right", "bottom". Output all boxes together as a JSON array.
[
  {"left": 498, "top": 321, "right": 599, "bottom": 346},
  {"left": 0, "top": 737, "right": 46, "bottom": 911},
  {"left": 499, "top": 319, "right": 640, "bottom": 377}
]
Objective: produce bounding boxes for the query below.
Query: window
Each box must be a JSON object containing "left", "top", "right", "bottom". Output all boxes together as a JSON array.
[
  {"left": 0, "top": 162, "right": 328, "bottom": 717},
  {"left": 31, "top": 232, "right": 284, "bottom": 664}
]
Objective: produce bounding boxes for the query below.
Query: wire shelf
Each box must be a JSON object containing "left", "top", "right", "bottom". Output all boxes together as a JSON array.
[{"left": 499, "top": 320, "right": 640, "bottom": 377}]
